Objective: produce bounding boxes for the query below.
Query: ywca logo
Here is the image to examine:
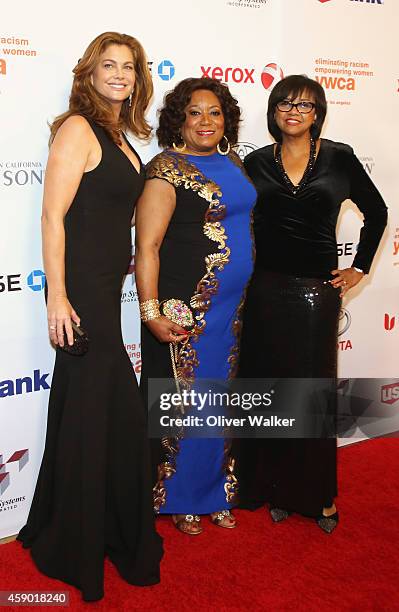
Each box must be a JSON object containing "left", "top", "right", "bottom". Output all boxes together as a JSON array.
[
  {"left": 393, "top": 227, "right": 399, "bottom": 262},
  {"left": 261, "top": 63, "right": 284, "bottom": 91},
  {"left": 158, "top": 60, "right": 175, "bottom": 81},
  {"left": 381, "top": 382, "right": 399, "bottom": 405},
  {"left": 0, "top": 449, "right": 29, "bottom": 495},
  {"left": 384, "top": 314, "right": 397, "bottom": 331},
  {"left": 318, "top": 0, "right": 332, "bottom": 3},
  {"left": 0, "top": 58, "right": 6, "bottom": 75},
  {"left": 234, "top": 142, "right": 257, "bottom": 161}
]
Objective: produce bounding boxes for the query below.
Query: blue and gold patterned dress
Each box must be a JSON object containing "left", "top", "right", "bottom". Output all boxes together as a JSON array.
[{"left": 141, "top": 149, "right": 256, "bottom": 514}]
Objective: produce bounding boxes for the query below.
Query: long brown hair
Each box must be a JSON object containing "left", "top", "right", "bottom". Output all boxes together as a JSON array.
[{"left": 50, "top": 32, "right": 153, "bottom": 144}]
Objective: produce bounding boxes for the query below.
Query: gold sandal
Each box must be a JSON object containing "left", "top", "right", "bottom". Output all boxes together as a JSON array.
[
  {"left": 211, "top": 509, "right": 236, "bottom": 529},
  {"left": 172, "top": 514, "right": 203, "bottom": 535}
]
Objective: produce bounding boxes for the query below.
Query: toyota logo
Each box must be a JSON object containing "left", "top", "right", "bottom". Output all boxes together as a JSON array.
[{"left": 338, "top": 308, "right": 351, "bottom": 336}]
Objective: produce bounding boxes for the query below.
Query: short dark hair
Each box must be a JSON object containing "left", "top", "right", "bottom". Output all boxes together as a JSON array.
[
  {"left": 267, "top": 75, "right": 327, "bottom": 142},
  {"left": 156, "top": 77, "right": 241, "bottom": 148}
]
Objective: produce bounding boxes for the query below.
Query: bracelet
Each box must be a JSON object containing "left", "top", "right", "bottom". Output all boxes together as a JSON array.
[
  {"left": 139, "top": 298, "right": 161, "bottom": 322},
  {"left": 353, "top": 267, "right": 364, "bottom": 274}
]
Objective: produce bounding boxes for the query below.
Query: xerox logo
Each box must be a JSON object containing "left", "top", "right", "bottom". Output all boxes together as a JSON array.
[
  {"left": 201, "top": 63, "right": 284, "bottom": 89},
  {"left": 234, "top": 142, "right": 257, "bottom": 161},
  {"left": 261, "top": 63, "right": 284, "bottom": 90},
  {"left": 381, "top": 382, "right": 399, "bottom": 405},
  {"left": 158, "top": 60, "right": 175, "bottom": 81},
  {"left": 201, "top": 65, "right": 255, "bottom": 84},
  {"left": 384, "top": 314, "right": 397, "bottom": 331},
  {"left": 0, "top": 450, "right": 29, "bottom": 496},
  {"left": 0, "top": 370, "right": 50, "bottom": 398}
]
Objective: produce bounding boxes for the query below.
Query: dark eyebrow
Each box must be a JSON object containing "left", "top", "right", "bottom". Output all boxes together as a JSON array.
[
  {"left": 187, "top": 104, "right": 221, "bottom": 109},
  {"left": 102, "top": 58, "right": 134, "bottom": 65}
]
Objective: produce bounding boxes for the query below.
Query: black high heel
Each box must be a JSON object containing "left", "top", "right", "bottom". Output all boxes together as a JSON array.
[
  {"left": 269, "top": 507, "right": 291, "bottom": 523},
  {"left": 316, "top": 510, "right": 339, "bottom": 533}
]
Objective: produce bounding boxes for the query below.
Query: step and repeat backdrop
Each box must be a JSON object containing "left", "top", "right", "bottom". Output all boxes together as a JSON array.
[{"left": 1, "top": 0, "right": 398, "bottom": 538}]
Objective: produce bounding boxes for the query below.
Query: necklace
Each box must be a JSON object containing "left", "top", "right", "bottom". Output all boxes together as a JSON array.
[{"left": 275, "top": 138, "right": 317, "bottom": 195}]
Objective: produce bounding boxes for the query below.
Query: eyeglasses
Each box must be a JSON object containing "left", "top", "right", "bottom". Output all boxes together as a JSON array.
[{"left": 276, "top": 100, "right": 316, "bottom": 114}]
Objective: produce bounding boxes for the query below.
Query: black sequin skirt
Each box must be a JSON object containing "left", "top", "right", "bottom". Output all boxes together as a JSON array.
[{"left": 235, "top": 268, "right": 341, "bottom": 517}]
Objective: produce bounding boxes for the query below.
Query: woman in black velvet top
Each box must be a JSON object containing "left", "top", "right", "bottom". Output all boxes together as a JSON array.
[{"left": 236, "top": 75, "right": 387, "bottom": 533}]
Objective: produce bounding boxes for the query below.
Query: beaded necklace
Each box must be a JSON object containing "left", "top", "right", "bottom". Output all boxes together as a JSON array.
[{"left": 274, "top": 138, "right": 317, "bottom": 195}]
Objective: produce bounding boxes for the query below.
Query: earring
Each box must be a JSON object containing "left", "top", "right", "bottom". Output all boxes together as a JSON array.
[
  {"left": 172, "top": 140, "right": 187, "bottom": 153},
  {"left": 129, "top": 93, "right": 132, "bottom": 107},
  {"left": 217, "top": 135, "right": 231, "bottom": 156}
]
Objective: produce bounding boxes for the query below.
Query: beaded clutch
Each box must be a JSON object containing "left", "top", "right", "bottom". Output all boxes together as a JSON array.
[
  {"left": 160, "top": 299, "right": 194, "bottom": 330},
  {"left": 60, "top": 322, "right": 89, "bottom": 356}
]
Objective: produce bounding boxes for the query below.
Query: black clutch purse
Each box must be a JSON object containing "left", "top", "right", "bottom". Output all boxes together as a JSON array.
[{"left": 59, "top": 322, "right": 89, "bottom": 356}]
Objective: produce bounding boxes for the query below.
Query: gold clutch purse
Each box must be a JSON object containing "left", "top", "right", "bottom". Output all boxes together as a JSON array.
[{"left": 160, "top": 299, "right": 194, "bottom": 395}]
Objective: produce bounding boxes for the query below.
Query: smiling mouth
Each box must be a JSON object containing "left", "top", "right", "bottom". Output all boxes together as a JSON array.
[
  {"left": 108, "top": 83, "right": 127, "bottom": 90},
  {"left": 197, "top": 130, "right": 215, "bottom": 136},
  {"left": 286, "top": 119, "right": 302, "bottom": 125}
]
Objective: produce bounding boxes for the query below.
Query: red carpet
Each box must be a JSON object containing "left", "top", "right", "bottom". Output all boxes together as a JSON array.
[{"left": 1, "top": 438, "right": 398, "bottom": 611}]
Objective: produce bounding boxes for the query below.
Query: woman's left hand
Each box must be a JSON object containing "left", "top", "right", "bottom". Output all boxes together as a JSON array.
[{"left": 330, "top": 267, "right": 364, "bottom": 297}]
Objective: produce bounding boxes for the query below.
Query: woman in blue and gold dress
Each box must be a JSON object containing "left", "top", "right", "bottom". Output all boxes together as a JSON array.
[{"left": 135, "top": 78, "right": 256, "bottom": 535}]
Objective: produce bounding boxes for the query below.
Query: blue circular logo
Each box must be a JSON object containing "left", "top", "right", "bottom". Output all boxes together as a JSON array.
[
  {"left": 158, "top": 60, "right": 175, "bottom": 81},
  {"left": 27, "top": 269, "right": 46, "bottom": 292}
]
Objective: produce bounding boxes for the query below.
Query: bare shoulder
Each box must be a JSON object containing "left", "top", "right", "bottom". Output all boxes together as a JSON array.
[{"left": 52, "top": 115, "right": 95, "bottom": 148}]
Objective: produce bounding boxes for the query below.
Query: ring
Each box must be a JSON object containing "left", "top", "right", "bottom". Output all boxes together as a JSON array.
[
  {"left": 49, "top": 326, "right": 56, "bottom": 330},
  {"left": 343, "top": 281, "right": 347, "bottom": 286}
]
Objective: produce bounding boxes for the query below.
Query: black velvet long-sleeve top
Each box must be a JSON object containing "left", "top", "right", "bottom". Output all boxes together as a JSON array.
[{"left": 244, "top": 139, "right": 388, "bottom": 278}]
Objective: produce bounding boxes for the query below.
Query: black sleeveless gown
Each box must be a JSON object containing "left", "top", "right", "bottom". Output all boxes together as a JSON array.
[{"left": 17, "top": 119, "right": 163, "bottom": 601}]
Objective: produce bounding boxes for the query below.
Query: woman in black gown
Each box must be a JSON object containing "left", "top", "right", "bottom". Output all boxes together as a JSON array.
[
  {"left": 17, "top": 32, "right": 162, "bottom": 600},
  {"left": 236, "top": 75, "right": 387, "bottom": 532}
]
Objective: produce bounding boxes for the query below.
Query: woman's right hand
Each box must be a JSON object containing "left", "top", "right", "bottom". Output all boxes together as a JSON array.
[
  {"left": 47, "top": 295, "right": 81, "bottom": 347},
  {"left": 145, "top": 316, "right": 189, "bottom": 344}
]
